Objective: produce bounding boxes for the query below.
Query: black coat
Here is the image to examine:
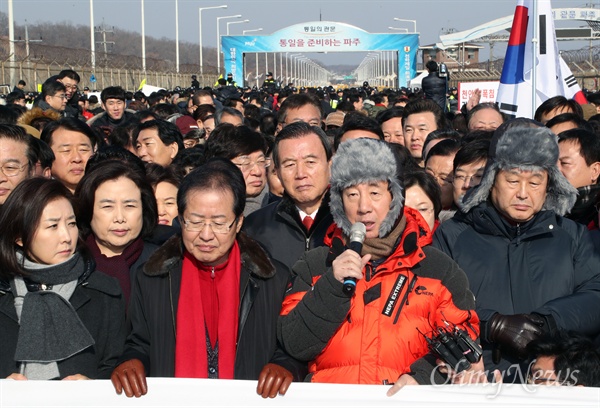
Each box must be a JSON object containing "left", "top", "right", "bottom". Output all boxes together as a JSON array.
[
  {"left": 421, "top": 72, "right": 447, "bottom": 112},
  {"left": 0, "top": 256, "right": 126, "bottom": 379},
  {"left": 433, "top": 202, "right": 600, "bottom": 374},
  {"left": 243, "top": 192, "right": 333, "bottom": 271},
  {"left": 119, "top": 232, "right": 299, "bottom": 380}
]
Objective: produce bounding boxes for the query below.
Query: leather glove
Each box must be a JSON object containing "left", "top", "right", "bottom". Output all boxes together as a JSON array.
[
  {"left": 487, "top": 313, "right": 545, "bottom": 359},
  {"left": 256, "top": 363, "right": 293, "bottom": 399},
  {"left": 111, "top": 359, "right": 148, "bottom": 398}
]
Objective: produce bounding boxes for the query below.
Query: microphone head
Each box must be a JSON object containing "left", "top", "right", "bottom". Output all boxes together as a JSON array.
[{"left": 349, "top": 222, "right": 367, "bottom": 244}]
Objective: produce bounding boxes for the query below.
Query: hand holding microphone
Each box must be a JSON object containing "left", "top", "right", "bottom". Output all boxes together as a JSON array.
[{"left": 331, "top": 223, "right": 369, "bottom": 296}]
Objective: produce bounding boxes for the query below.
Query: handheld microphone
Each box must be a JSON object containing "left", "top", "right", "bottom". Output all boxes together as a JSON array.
[{"left": 342, "top": 222, "right": 366, "bottom": 296}]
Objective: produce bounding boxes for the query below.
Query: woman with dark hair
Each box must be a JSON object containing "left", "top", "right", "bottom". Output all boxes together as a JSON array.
[
  {"left": 403, "top": 170, "right": 442, "bottom": 233},
  {"left": 75, "top": 160, "right": 158, "bottom": 302},
  {"left": 0, "top": 177, "right": 125, "bottom": 380},
  {"left": 145, "top": 163, "right": 184, "bottom": 226},
  {"left": 193, "top": 104, "right": 217, "bottom": 138}
]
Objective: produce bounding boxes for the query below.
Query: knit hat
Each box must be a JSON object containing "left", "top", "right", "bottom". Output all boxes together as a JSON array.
[
  {"left": 461, "top": 126, "right": 577, "bottom": 215},
  {"left": 329, "top": 138, "right": 404, "bottom": 238},
  {"left": 325, "top": 111, "right": 345, "bottom": 128}
]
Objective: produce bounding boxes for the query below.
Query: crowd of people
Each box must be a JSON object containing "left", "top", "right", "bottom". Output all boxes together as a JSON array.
[{"left": 1, "top": 64, "right": 600, "bottom": 397}]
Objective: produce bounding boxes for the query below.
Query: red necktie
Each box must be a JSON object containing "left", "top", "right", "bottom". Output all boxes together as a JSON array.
[{"left": 302, "top": 216, "right": 314, "bottom": 231}]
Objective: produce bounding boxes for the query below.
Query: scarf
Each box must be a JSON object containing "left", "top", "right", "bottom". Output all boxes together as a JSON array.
[
  {"left": 568, "top": 184, "right": 600, "bottom": 227},
  {"left": 359, "top": 217, "right": 407, "bottom": 261},
  {"left": 11, "top": 252, "right": 95, "bottom": 380},
  {"left": 175, "top": 241, "right": 241, "bottom": 379},
  {"left": 85, "top": 234, "right": 144, "bottom": 304}
]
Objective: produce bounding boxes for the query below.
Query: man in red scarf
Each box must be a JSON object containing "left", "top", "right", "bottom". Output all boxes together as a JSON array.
[{"left": 111, "top": 158, "right": 302, "bottom": 398}]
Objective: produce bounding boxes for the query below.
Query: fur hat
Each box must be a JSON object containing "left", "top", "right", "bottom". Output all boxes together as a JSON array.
[
  {"left": 461, "top": 126, "right": 577, "bottom": 215},
  {"left": 329, "top": 138, "right": 404, "bottom": 238}
]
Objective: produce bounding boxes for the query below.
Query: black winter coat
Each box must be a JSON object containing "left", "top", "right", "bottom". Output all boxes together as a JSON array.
[
  {"left": 433, "top": 202, "right": 600, "bottom": 375},
  {"left": 422, "top": 72, "right": 447, "bottom": 112},
  {"left": 119, "top": 232, "right": 298, "bottom": 380},
  {"left": 0, "top": 256, "right": 126, "bottom": 379},
  {"left": 243, "top": 193, "right": 333, "bottom": 271}
]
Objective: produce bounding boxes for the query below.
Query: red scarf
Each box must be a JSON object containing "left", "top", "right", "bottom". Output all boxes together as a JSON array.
[{"left": 175, "top": 241, "right": 241, "bottom": 379}]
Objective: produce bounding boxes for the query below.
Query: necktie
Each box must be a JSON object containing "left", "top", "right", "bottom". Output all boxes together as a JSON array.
[{"left": 302, "top": 216, "right": 314, "bottom": 231}]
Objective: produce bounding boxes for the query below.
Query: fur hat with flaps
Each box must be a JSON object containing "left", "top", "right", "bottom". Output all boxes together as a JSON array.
[
  {"left": 461, "top": 126, "right": 577, "bottom": 215},
  {"left": 329, "top": 138, "right": 404, "bottom": 238}
]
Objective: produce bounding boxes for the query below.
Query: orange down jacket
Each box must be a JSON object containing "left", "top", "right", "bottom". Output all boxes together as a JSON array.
[{"left": 278, "top": 208, "right": 480, "bottom": 384}]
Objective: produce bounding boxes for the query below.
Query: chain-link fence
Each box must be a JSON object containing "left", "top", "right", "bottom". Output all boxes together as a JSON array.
[
  {"left": 0, "top": 41, "right": 219, "bottom": 92},
  {"left": 448, "top": 44, "right": 600, "bottom": 91}
]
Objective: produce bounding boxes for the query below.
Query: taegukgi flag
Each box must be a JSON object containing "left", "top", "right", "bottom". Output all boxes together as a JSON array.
[{"left": 496, "top": 0, "right": 587, "bottom": 119}]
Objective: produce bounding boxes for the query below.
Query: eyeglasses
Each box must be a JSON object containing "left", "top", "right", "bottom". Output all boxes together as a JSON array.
[
  {"left": 182, "top": 217, "right": 238, "bottom": 234},
  {"left": 59, "top": 81, "right": 79, "bottom": 92},
  {"left": 52, "top": 94, "right": 68, "bottom": 100},
  {"left": 232, "top": 157, "right": 271, "bottom": 172},
  {"left": 452, "top": 173, "right": 483, "bottom": 186},
  {"left": 0, "top": 163, "right": 28, "bottom": 177}
]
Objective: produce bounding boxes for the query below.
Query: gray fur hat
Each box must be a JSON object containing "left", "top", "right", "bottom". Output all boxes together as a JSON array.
[
  {"left": 461, "top": 126, "right": 577, "bottom": 215},
  {"left": 329, "top": 138, "right": 404, "bottom": 238}
]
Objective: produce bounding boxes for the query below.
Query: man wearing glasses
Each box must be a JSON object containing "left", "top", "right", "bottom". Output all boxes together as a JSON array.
[
  {"left": 111, "top": 159, "right": 301, "bottom": 399},
  {"left": 55, "top": 70, "right": 82, "bottom": 119},
  {"left": 0, "top": 124, "right": 35, "bottom": 206},
  {"left": 205, "top": 124, "right": 270, "bottom": 217},
  {"left": 37, "top": 81, "right": 68, "bottom": 115}
]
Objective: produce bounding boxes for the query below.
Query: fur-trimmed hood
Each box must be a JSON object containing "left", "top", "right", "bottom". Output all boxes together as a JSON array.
[
  {"left": 461, "top": 126, "right": 577, "bottom": 215},
  {"left": 329, "top": 138, "right": 404, "bottom": 238},
  {"left": 143, "top": 231, "right": 276, "bottom": 279}
]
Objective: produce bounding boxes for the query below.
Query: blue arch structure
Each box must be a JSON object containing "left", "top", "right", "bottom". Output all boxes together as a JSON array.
[{"left": 222, "top": 21, "right": 419, "bottom": 88}]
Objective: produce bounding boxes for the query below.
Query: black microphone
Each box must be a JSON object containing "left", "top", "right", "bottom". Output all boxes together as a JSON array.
[{"left": 342, "top": 222, "right": 366, "bottom": 296}]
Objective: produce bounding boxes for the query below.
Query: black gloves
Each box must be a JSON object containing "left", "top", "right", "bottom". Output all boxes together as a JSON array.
[{"left": 486, "top": 313, "right": 546, "bottom": 359}]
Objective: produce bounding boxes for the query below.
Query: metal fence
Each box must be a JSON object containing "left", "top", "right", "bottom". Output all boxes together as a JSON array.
[
  {"left": 0, "top": 41, "right": 219, "bottom": 92},
  {"left": 448, "top": 44, "right": 600, "bottom": 91},
  {"left": 2, "top": 38, "right": 599, "bottom": 92}
]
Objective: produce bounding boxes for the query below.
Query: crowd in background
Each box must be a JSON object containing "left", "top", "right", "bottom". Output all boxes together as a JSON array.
[{"left": 1, "top": 66, "right": 600, "bottom": 396}]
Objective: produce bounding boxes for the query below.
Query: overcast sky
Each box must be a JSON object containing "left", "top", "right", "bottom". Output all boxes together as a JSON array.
[{"left": 1, "top": 0, "right": 596, "bottom": 66}]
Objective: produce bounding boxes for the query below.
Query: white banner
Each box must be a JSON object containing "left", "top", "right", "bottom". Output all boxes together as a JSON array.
[
  {"left": 1, "top": 378, "right": 599, "bottom": 407},
  {"left": 458, "top": 81, "right": 500, "bottom": 108}
]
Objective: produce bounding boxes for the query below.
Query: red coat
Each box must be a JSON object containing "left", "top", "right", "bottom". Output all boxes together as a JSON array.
[{"left": 279, "top": 207, "right": 479, "bottom": 384}]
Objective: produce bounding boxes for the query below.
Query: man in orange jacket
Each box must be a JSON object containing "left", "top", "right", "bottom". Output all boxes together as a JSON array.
[{"left": 278, "top": 138, "right": 482, "bottom": 391}]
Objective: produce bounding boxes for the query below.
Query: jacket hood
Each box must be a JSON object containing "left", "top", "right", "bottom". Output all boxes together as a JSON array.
[{"left": 143, "top": 231, "right": 276, "bottom": 279}]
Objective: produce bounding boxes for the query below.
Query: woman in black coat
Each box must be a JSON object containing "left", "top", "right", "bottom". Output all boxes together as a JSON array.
[
  {"left": 0, "top": 178, "right": 125, "bottom": 380},
  {"left": 75, "top": 160, "right": 158, "bottom": 304}
]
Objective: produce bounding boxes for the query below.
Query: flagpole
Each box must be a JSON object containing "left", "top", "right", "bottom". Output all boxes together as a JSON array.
[{"left": 531, "top": 0, "right": 538, "bottom": 115}]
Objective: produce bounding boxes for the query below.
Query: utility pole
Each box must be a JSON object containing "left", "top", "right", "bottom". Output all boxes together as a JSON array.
[
  {"left": 95, "top": 22, "right": 115, "bottom": 67},
  {"left": 15, "top": 20, "right": 42, "bottom": 60}
]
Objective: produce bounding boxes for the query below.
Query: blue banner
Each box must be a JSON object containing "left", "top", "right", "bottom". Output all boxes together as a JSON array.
[{"left": 221, "top": 21, "right": 419, "bottom": 87}]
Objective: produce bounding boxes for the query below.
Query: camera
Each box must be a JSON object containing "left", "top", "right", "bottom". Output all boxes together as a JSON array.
[{"left": 438, "top": 63, "right": 448, "bottom": 78}]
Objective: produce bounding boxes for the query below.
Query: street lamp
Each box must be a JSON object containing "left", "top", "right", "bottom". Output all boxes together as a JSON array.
[
  {"left": 199, "top": 5, "right": 227, "bottom": 75},
  {"left": 141, "top": 0, "right": 146, "bottom": 72},
  {"left": 217, "top": 14, "right": 241, "bottom": 76},
  {"left": 90, "top": 0, "right": 95, "bottom": 71},
  {"left": 388, "top": 27, "right": 409, "bottom": 33},
  {"left": 290, "top": 53, "right": 302, "bottom": 86},
  {"left": 227, "top": 19, "right": 249, "bottom": 35},
  {"left": 393, "top": 18, "right": 417, "bottom": 33},
  {"left": 243, "top": 28, "right": 263, "bottom": 87},
  {"left": 243, "top": 28, "right": 263, "bottom": 35}
]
